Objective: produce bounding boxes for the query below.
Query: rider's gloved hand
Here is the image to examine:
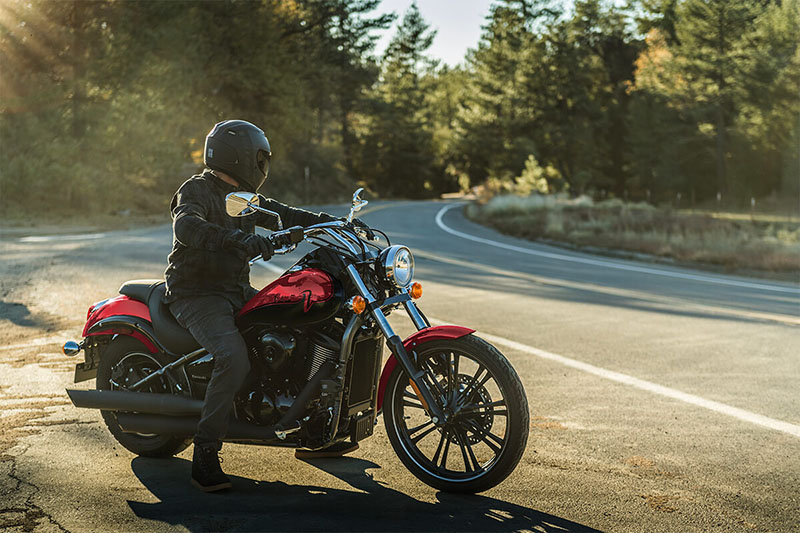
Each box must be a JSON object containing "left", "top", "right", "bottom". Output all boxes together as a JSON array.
[
  {"left": 225, "top": 230, "right": 274, "bottom": 260},
  {"left": 351, "top": 218, "right": 376, "bottom": 241}
]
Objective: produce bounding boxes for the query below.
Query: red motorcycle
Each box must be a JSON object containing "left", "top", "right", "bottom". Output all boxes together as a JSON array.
[{"left": 64, "top": 189, "right": 529, "bottom": 493}]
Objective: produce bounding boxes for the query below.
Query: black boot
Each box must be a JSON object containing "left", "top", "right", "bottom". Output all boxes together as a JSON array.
[{"left": 191, "top": 443, "right": 232, "bottom": 492}]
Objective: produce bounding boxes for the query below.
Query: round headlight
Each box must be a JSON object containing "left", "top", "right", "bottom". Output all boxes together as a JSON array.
[{"left": 381, "top": 245, "right": 415, "bottom": 287}]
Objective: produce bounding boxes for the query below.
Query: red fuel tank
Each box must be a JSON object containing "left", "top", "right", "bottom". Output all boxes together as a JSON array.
[{"left": 237, "top": 268, "right": 343, "bottom": 328}]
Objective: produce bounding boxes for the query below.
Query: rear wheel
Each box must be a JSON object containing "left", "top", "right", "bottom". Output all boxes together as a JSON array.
[
  {"left": 96, "top": 336, "right": 191, "bottom": 457},
  {"left": 383, "top": 334, "right": 529, "bottom": 493}
]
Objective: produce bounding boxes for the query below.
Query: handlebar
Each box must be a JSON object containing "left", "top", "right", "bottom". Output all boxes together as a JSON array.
[{"left": 249, "top": 220, "right": 377, "bottom": 265}]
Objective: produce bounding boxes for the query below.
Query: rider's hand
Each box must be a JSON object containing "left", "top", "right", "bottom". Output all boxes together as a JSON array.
[
  {"left": 230, "top": 231, "right": 274, "bottom": 260},
  {"left": 351, "top": 218, "right": 376, "bottom": 241}
]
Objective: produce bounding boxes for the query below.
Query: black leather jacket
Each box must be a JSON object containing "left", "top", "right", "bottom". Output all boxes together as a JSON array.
[{"left": 164, "top": 170, "right": 335, "bottom": 308}]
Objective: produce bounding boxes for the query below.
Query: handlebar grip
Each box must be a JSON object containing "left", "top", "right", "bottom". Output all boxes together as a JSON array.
[
  {"left": 269, "top": 225, "right": 305, "bottom": 249},
  {"left": 288, "top": 226, "right": 304, "bottom": 244}
]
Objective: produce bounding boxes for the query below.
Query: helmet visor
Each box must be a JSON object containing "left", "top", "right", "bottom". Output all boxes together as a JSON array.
[{"left": 256, "top": 149, "right": 271, "bottom": 178}]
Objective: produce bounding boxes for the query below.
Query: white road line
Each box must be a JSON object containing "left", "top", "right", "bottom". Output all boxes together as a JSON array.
[
  {"left": 18, "top": 233, "right": 107, "bottom": 243},
  {"left": 435, "top": 203, "right": 800, "bottom": 295},
  {"left": 427, "top": 317, "right": 800, "bottom": 438}
]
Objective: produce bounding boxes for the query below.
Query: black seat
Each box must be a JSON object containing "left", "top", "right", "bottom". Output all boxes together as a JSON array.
[
  {"left": 119, "top": 279, "right": 162, "bottom": 303},
  {"left": 118, "top": 280, "right": 200, "bottom": 354}
]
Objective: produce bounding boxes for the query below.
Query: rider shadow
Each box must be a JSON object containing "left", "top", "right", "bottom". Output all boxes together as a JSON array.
[{"left": 128, "top": 456, "right": 601, "bottom": 532}]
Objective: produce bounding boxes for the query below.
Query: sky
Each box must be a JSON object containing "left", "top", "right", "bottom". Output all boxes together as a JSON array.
[{"left": 373, "top": 0, "right": 496, "bottom": 67}]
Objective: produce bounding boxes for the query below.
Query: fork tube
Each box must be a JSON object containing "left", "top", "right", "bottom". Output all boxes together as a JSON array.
[
  {"left": 403, "top": 299, "right": 428, "bottom": 331},
  {"left": 344, "top": 265, "right": 445, "bottom": 424}
]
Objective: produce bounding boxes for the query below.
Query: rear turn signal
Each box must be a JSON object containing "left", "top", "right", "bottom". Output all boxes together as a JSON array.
[
  {"left": 347, "top": 296, "right": 366, "bottom": 314},
  {"left": 62, "top": 341, "right": 81, "bottom": 356},
  {"left": 409, "top": 282, "right": 423, "bottom": 299}
]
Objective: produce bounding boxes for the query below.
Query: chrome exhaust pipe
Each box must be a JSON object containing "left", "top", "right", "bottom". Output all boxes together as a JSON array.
[
  {"left": 115, "top": 413, "right": 287, "bottom": 441},
  {"left": 66, "top": 389, "right": 203, "bottom": 416}
]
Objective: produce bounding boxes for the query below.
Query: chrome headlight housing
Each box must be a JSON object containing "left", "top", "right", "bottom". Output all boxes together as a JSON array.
[{"left": 379, "top": 245, "right": 415, "bottom": 288}]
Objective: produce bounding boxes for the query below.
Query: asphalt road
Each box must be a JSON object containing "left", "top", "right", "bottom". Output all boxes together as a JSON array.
[{"left": 1, "top": 200, "right": 798, "bottom": 532}]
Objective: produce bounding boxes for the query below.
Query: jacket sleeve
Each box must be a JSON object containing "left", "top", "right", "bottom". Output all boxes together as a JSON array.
[
  {"left": 256, "top": 195, "right": 338, "bottom": 230},
  {"left": 171, "top": 181, "right": 236, "bottom": 251}
]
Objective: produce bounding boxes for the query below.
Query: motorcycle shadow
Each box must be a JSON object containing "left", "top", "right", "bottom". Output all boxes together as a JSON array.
[{"left": 128, "top": 456, "right": 600, "bottom": 532}]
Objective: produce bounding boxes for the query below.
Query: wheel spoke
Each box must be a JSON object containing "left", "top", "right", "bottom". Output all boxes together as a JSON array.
[
  {"left": 440, "top": 351, "right": 454, "bottom": 397},
  {"left": 421, "top": 359, "right": 447, "bottom": 399},
  {"left": 406, "top": 419, "right": 434, "bottom": 438},
  {"left": 456, "top": 364, "right": 486, "bottom": 407},
  {"left": 461, "top": 372, "right": 492, "bottom": 407},
  {"left": 402, "top": 399, "right": 426, "bottom": 410},
  {"left": 463, "top": 419, "right": 505, "bottom": 455},
  {"left": 411, "top": 424, "right": 438, "bottom": 444},
  {"left": 459, "top": 400, "right": 507, "bottom": 414},
  {"left": 432, "top": 429, "right": 447, "bottom": 466},
  {"left": 439, "top": 430, "right": 451, "bottom": 470},
  {"left": 454, "top": 427, "right": 480, "bottom": 472},
  {"left": 403, "top": 390, "right": 420, "bottom": 401}
]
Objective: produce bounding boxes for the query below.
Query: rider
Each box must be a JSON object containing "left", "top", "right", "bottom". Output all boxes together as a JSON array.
[{"left": 165, "top": 120, "right": 357, "bottom": 492}]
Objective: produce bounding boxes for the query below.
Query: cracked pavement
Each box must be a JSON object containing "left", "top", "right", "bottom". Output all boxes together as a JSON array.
[{"left": 1, "top": 201, "right": 799, "bottom": 532}]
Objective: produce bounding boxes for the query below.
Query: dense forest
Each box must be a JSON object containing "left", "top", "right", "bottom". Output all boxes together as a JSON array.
[{"left": 1, "top": 0, "right": 798, "bottom": 216}]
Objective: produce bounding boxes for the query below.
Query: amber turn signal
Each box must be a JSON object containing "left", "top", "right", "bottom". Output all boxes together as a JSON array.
[
  {"left": 409, "top": 282, "right": 423, "bottom": 299},
  {"left": 348, "top": 295, "right": 366, "bottom": 314}
]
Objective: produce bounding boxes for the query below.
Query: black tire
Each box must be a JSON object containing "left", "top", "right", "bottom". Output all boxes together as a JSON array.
[
  {"left": 96, "top": 336, "right": 192, "bottom": 458},
  {"left": 383, "top": 334, "right": 529, "bottom": 493}
]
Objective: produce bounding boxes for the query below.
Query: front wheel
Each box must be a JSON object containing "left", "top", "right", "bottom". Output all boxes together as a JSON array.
[{"left": 383, "top": 334, "right": 529, "bottom": 493}]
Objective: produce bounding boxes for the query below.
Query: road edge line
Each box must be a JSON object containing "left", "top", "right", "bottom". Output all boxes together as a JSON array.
[
  {"left": 435, "top": 203, "right": 800, "bottom": 295},
  {"left": 429, "top": 317, "right": 800, "bottom": 439}
]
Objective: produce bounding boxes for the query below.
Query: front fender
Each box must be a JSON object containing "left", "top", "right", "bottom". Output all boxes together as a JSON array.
[{"left": 377, "top": 325, "right": 475, "bottom": 411}]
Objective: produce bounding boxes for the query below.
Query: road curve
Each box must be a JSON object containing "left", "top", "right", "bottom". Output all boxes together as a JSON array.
[{"left": 1, "top": 199, "right": 798, "bottom": 532}]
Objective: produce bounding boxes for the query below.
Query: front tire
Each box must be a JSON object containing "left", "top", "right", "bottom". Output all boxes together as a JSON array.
[
  {"left": 96, "top": 336, "right": 191, "bottom": 458},
  {"left": 383, "top": 334, "right": 529, "bottom": 493}
]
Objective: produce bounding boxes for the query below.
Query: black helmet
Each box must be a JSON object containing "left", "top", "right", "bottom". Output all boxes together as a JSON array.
[{"left": 204, "top": 119, "right": 272, "bottom": 192}]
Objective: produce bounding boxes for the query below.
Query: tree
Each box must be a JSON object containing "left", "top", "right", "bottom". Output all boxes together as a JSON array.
[
  {"left": 356, "top": 3, "right": 438, "bottom": 197},
  {"left": 675, "top": 0, "right": 764, "bottom": 196}
]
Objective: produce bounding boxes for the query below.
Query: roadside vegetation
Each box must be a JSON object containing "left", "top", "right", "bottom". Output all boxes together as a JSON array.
[
  {"left": 466, "top": 195, "right": 800, "bottom": 275},
  {"left": 2, "top": 0, "right": 798, "bottom": 223}
]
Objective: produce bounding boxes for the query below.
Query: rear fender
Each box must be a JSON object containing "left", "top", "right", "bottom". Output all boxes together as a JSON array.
[
  {"left": 81, "top": 295, "right": 159, "bottom": 353},
  {"left": 83, "top": 295, "right": 151, "bottom": 336},
  {"left": 86, "top": 316, "right": 161, "bottom": 354},
  {"left": 377, "top": 325, "right": 475, "bottom": 411}
]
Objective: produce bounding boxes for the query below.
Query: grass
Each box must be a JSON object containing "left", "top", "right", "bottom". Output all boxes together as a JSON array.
[{"left": 466, "top": 195, "right": 800, "bottom": 277}]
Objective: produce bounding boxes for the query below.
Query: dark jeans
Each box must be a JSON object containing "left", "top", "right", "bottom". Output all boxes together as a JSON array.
[{"left": 169, "top": 295, "right": 251, "bottom": 448}]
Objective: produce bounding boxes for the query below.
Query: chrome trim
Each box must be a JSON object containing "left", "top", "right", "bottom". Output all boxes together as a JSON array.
[
  {"left": 345, "top": 264, "right": 395, "bottom": 338},
  {"left": 402, "top": 298, "right": 428, "bottom": 331},
  {"left": 347, "top": 187, "right": 369, "bottom": 222},
  {"left": 381, "top": 245, "right": 414, "bottom": 288},
  {"left": 62, "top": 340, "right": 82, "bottom": 356}
]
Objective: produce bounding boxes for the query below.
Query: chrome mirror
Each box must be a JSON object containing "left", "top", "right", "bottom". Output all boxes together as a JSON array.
[
  {"left": 225, "top": 192, "right": 283, "bottom": 229},
  {"left": 226, "top": 192, "right": 259, "bottom": 217},
  {"left": 347, "top": 187, "right": 369, "bottom": 222}
]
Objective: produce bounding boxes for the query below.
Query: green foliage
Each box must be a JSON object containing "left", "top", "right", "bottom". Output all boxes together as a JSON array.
[
  {"left": 1, "top": 0, "right": 797, "bottom": 218},
  {"left": 354, "top": 3, "right": 439, "bottom": 198}
]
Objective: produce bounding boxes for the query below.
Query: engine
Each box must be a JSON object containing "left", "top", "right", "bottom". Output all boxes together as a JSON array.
[{"left": 237, "top": 327, "right": 341, "bottom": 426}]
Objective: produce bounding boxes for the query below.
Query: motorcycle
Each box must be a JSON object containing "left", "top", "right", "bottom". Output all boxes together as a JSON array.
[{"left": 63, "top": 189, "right": 529, "bottom": 493}]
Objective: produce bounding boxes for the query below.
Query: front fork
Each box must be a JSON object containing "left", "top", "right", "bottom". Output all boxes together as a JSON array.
[{"left": 345, "top": 265, "right": 447, "bottom": 425}]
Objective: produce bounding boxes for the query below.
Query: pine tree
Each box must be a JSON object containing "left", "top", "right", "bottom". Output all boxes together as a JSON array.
[
  {"left": 357, "top": 3, "right": 438, "bottom": 197},
  {"left": 675, "top": 0, "right": 764, "bottom": 197}
]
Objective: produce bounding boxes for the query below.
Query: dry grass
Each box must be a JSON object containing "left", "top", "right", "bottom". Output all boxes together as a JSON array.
[{"left": 467, "top": 195, "right": 800, "bottom": 275}]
